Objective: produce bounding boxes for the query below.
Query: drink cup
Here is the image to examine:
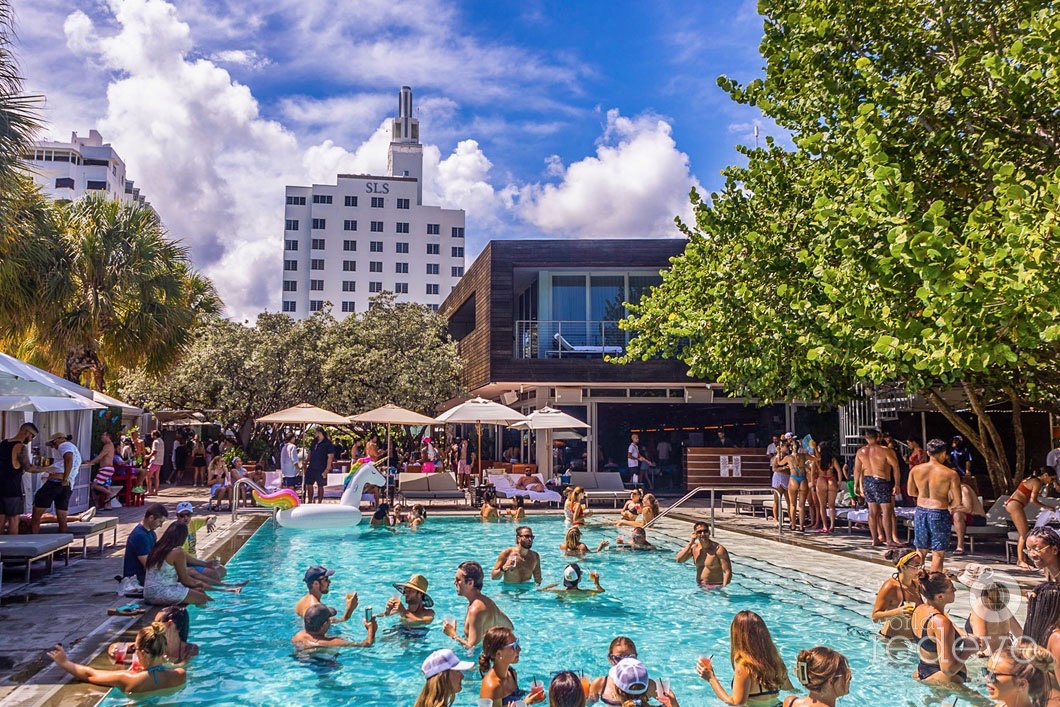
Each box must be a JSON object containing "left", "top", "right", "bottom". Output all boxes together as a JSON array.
[
  {"left": 529, "top": 680, "right": 545, "bottom": 698},
  {"left": 129, "top": 652, "right": 142, "bottom": 672},
  {"left": 112, "top": 643, "right": 127, "bottom": 664},
  {"left": 580, "top": 673, "right": 591, "bottom": 696}
]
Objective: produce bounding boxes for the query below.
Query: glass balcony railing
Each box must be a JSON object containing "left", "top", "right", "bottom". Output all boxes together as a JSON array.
[{"left": 515, "top": 320, "right": 628, "bottom": 359}]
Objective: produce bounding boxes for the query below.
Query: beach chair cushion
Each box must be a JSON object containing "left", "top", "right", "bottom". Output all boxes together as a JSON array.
[{"left": 0, "top": 534, "right": 73, "bottom": 557}]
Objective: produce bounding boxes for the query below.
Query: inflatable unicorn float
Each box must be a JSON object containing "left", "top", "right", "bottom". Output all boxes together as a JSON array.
[{"left": 251, "top": 458, "right": 386, "bottom": 529}]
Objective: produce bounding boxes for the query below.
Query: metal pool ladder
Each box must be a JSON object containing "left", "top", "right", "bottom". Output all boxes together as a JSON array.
[
  {"left": 229, "top": 478, "right": 278, "bottom": 522},
  {"left": 643, "top": 486, "right": 786, "bottom": 537}
]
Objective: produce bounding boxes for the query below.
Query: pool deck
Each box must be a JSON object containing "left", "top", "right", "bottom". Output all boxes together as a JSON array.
[{"left": 0, "top": 488, "right": 1041, "bottom": 706}]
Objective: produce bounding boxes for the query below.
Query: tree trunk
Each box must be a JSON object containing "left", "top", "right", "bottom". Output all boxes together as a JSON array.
[
  {"left": 1005, "top": 386, "right": 1027, "bottom": 480},
  {"left": 923, "top": 386, "right": 1012, "bottom": 495}
]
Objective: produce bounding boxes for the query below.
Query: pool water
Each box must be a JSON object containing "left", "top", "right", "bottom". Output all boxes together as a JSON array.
[{"left": 99, "top": 516, "right": 996, "bottom": 706}]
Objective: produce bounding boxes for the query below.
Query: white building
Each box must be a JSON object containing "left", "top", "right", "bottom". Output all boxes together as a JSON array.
[
  {"left": 22, "top": 130, "right": 149, "bottom": 206},
  {"left": 282, "top": 86, "right": 466, "bottom": 318}
]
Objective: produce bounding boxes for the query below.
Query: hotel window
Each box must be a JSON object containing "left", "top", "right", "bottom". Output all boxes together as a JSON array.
[
  {"left": 341, "top": 301, "right": 356, "bottom": 313},
  {"left": 285, "top": 219, "right": 299, "bottom": 231},
  {"left": 396, "top": 198, "right": 410, "bottom": 209},
  {"left": 344, "top": 195, "right": 358, "bottom": 207},
  {"left": 371, "top": 197, "right": 384, "bottom": 208},
  {"left": 284, "top": 260, "right": 298, "bottom": 271},
  {"left": 311, "top": 238, "right": 326, "bottom": 250},
  {"left": 370, "top": 241, "right": 383, "bottom": 252},
  {"left": 310, "top": 279, "right": 324, "bottom": 291},
  {"left": 451, "top": 227, "right": 465, "bottom": 238},
  {"left": 369, "top": 282, "right": 382, "bottom": 293},
  {"left": 427, "top": 223, "right": 440, "bottom": 235},
  {"left": 343, "top": 240, "right": 356, "bottom": 251},
  {"left": 282, "top": 301, "right": 296, "bottom": 312},
  {"left": 451, "top": 266, "right": 464, "bottom": 277},
  {"left": 394, "top": 282, "right": 408, "bottom": 294},
  {"left": 429, "top": 304, "right": 439, "bottom": 311},
  {"left": 426, "top": 263, "right": 439, "bottom": 275},
  {"left": 451, "top": 247, "right": 464, "bottom": 258},
  {"left": 395, "top": 242, "right": 409, "bottom": 253},
  {"left": 311, "top": 218, "right": 326, "bottom": 229},
  {"left": 311, "top": 259, "right": 324, "bottom": 270},
  {"left": 396, "top": 222, "right": 409, "bottom": 234},
  {"left": 55, "top": 177, "right": 75, "bottom": 189},
  {"left": 286, "top": 195, "right": 306, "bottom": 205},
  {"left": 426, "top": 283, "right": 439, "bottom": 295},
  {"left": 309, "top": 300, "right": 323, "bottom": 312},
  {"left": 370, "top": 221, "right": 384, "bottom": 232},
  {"left": 343, "top": 220, "right": 357, "bottom": 231},
  {"left": 282, "top": 280, "right": 297, "bottom": 291},
  {"left": 343, "top": 260, "right": 356, "bottom": 271},
  {"left": 370, "top": 261, "right": 383, "bottom": 273},
  {"left": 395, "top": 262, "right": 408, "bottom": 274},
  {"left": 342, "top": 281, "right": 356, "bottom": 292},
  {"left": 426, "top": 243, "right": 440, "bottom": 255},
  {"left": 312, "top": 194, "right": 333, "bottom": 204},
  {"left": 284, "top": 239, "right": 298, "bottom": 251}
]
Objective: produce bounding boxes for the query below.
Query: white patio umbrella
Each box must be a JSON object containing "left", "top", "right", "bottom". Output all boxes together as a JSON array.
[
  {"left": 256, "top": 403, "right": 350, "bottom": 426},
  {"left": 510, "top": 407, "right": 589, "bottom": 479},
  {"left": 349, "top": 404, "right": 438, "bottom": 486},
  {"left": 0, "top": 394, "right": 104, "bottom": 413},
  {"left": 436, "top": 397, "right": 528, "bottom": 482}
]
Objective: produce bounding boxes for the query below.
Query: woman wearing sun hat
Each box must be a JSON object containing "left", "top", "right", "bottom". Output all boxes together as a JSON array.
[
  {"left": 385, "top": 574, "right": 435, "bottom": 626},
  {"left": 414, "top": 648, "right": 475, "bottom": 707}
]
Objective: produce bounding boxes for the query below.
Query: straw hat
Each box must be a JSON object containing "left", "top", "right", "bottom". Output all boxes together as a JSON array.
[
  {"left": 392, "top": 574, "right": 434, "bottom": 608},
  {"left": 957, "top": 563, "right": 995, "bottom": 589}
]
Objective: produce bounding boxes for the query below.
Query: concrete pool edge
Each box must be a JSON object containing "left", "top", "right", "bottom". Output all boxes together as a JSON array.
[{"left": 0, "top": 513, "right": 269, "bottom": 707}]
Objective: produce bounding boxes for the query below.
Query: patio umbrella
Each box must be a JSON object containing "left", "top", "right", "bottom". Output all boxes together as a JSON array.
[
  {"left": 510, "top": 407, "right": 589, "bottom": 479},
  {"left": 256, "top": 403, "right": 350, "bottom": 426},
  {"left": 0, "top": 394, "right": 104, "bottom": 413},
  {"left": 350, "top": 404, "right": 438, "bottom": 492},
  {"left": 436, "top": 397, "right": 528, "bottom": 482}
]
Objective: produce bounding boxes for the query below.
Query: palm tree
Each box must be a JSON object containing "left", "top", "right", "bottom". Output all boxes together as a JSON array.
[{"left": 30, "top": 195, "right": 222, "bottom": 389}]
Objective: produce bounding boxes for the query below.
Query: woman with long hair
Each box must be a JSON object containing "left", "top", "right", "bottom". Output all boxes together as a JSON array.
[
  {"left": 143, "top": 523, "right": 211, "bottom": 606},
  {"left": 1021, "top": 582, "right": 1060, "bottom": 704},
  {"left": 615, "top": 494, "right": 660, "bottom": 529},
  {"left": 984, "top": 642, "right": 1059, "bottom": 707},
  {"left": 957, "top": 564, "right": 1022, "bottom": 655},
  {"left": 783, "top": 440, "right": 811, "bottom": 533},
  {"left": 782, "top": 647, "right": 851, "bottom": 706},
  {"left": 413, "top": 648, "right": 475, "bottom": 707},
  {"left": 565, "top": 487, "right": 590, "bottom": 526},
  {"left": 696, "top": 610, "right": 793, "bottom": 705},
  {"left": 155, "top": 605, "right": 198, "bottom": 664},
  {"left": 589, "top": 636, "right": 657, "bottom": 705},
  {"left": 49, "top": 622, "right": 186, "bottom": 695},
  {"left": 814, "top": 441, "right": 842, "bottom": 533},
  {"left": 561, "top": 526, "right": 608, "bottom": 556},
  {"left": 910, "top": 570, "right": 977, "bottom": 684},
  {"left": 871, "top": 549, "right": 922, "bottom": 640},
  {"left": 207, "top": 456, "right": 230, "bottom": 511},
  {"left": 548, "top": 671, "right": 586, "bottom": 707},
  {"left": 478, "top": 627, "right": 544, "bottom": 706},
  {"left": 1006, "top": 466, "right": 1060, "bottom": 569},
  {"left": 191, "top": 437, "right": 207, "bottom": 487}
]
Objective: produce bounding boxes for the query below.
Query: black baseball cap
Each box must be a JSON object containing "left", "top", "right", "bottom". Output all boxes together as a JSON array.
[
  {"left": 304, "top": 604, "right": 337, "bottom": 631},
  {"left": 304, "top": 565, "right": 335, "bottom": 586}
]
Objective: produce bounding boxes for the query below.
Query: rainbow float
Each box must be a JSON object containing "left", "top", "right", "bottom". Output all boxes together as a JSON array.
[{"left": 252, "top": 459, "right": 386, "bottom": 529}]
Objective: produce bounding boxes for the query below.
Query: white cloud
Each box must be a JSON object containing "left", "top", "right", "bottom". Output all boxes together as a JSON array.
[
  {"left": 516, "top": 109, "right": 698, "bottom": 238},
  {"left": 208, "top": 49, "right": 270, "bottom": 70}
]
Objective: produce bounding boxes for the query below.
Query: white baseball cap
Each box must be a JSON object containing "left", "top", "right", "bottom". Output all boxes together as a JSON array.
[
  {"left": 175, "top": 501, "right": 194, "bottom": 514},
  {"left": 421, "top": 649, "right": 475, "bottom": 679},
  {"left": 609, "top": 658, "right": 649, "bottom": 695}
]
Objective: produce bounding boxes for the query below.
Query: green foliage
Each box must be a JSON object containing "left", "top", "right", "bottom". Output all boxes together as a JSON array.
[
  {"left": 118, "top": 294, "right": 464, "bottom": 448},
  {"left": 622, "top": 0, "right": 1060, "bottom": 489}
]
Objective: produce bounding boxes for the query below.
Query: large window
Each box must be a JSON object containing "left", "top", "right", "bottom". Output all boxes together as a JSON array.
[
  {"left": 591, "top": 275, "right": 625, "bottom": 321},
  {"left": 551, "top": 275, "right": 586, "bottom": 321},
  {"left": 312, "top": 194, "right": 332, "bottom": 204}
]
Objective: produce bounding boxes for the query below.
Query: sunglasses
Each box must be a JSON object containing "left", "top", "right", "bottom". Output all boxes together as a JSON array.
[
  {"left": 983, "top": 668, "right": 1016, "bottom": 683},
  {"left": 505, "top": 639, "right": 521, "bottom": 651},
  {"left": 609, "top": 653, "right": 637, "bottom": 664},
  {"left": 695, "top": 529, "right": 709, "bottom": 535},
  {"left": 519, "top": 534, "right": 534, "bottom": 539}
]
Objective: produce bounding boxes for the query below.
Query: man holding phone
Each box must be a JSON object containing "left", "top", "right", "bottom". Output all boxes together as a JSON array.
[{"left": 295, "top": 565, "right": 358, "bottom": 623}]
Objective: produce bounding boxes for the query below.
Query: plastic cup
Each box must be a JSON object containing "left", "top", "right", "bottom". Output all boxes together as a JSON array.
[
  {"left": 658, "top": 677, "right": 671, "bottom": 695},
  {"left": 580, "top": 673, "right": 591, "bottom": 696},
  {"left": 529, "top": 680, "right": 545, "bottom": 699},
  {"left": 112, "top": 643, "right": 127, "bottom": 664}
]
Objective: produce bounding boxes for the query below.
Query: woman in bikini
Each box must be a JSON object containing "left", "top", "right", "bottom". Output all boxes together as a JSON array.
[
  {"left": 615, "top": 493, "right": 659, "bottom": 529},
  {"left": 1007, "top": 466, "right": 1060, "bottom": 569},
  {"left": 48, "top": 622, "right": 186, "bottom": 695},
  {"left": 696, "top": 610, "right": 794, "bottom": 706},
  {"left": 814, "top": 441, "right": 842, "bottom": 533},
  {"left": 560, "top": 526, "right": 608, "bottom": 556},
  {"left": 784, "top": 441, "right": 811, "bottom": 532},
  {"left": 478, "top": 627, "right": 545, "bottom": 706},
  {"left": 565, "top": 487, "right": 590, "bottom": 526},
  {"left": 782, "top": 646, "right": 851, "bottom": 707},
  {"left": 871, "top": 549, "right": 921, "bottom": 641},
  {"left": 910, "top": 570, "right": 980, "bottom": 685}
]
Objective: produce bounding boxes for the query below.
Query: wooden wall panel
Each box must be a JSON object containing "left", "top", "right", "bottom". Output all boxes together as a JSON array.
[{"left": 684, "top": 447, "right": 772, "bottom": 490}]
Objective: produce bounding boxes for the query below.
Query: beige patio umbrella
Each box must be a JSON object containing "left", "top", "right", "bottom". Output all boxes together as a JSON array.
[
  {"left": 256, "top": 403, "right": 350, "bottom": 425},
  {"left": 510, "top": 407, "right": 590, "bottom": 479},
  {"left": 436, "top": 397, "right": 528, "bottom": 482},
  {"left": 349, "top": 404, "right": 437, "bottom": 480}
]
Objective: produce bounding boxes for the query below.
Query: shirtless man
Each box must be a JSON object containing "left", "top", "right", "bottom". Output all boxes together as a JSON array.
[
  {"left": 384, "top": 573, "right": 435, "bottom": 627},
  {"left": 491, "top": 526, "right": 542, "bottom": 585},
  {"left": 443, "top": 561, "right": 513, "bottom": 648},
  {"left": 514, "top": 471, "right": 545, "bottom": 493},
  {"left": 294, "top": 565, "right": 358, "bottom": 623},
  {"left": 676, "top": 521, "right": 732, "bottom": 587},
  {"left": 908, "top": 438, "right": 966, "bottom": 572},
  {"left": 854, "top": 429, "right": 904, "bottom": 548},
  {"left": 86, "top": 431, "right": 120, "bottom": 510},
  {"left": 952, "top": 476, "right": 987, "bottom": 556},
  {"left": 292, "top": 604, "right": 376, "bottom": 651}
]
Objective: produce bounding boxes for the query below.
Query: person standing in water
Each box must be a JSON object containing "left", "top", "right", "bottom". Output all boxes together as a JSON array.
[{"left": 676, "top": 521, "right": 732, "bottom": 587}]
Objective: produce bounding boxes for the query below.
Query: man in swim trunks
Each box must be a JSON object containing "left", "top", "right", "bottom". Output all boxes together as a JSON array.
[
  {"left": 86, "top": 431, "right": 121, "bottom": 510},
  {"left": 292, "top": 604, "right": 376, "bottom": 651},
  {"left": 295, "top": 565, "right": 358, "bottom": 623},
  {"left": 443, "top": 561, "right": 513, "bottom": 648},
  {"left": 676, "top": 521, "right": 732, "bottom": 587},
  {"left": 854, "top": 429, "right": 904, "bottom": 548},
  {"left": 908, "top": 438, "right": 967, "bottom": 572},
  {"left": 952, "top": 476, "right": 987, "bottom": 556},
  {"left": 491, "top": 526, "right": 542, "bottom": 585},
  {"left": 513, "top": 471, "right": 545, "bottom": 493}
]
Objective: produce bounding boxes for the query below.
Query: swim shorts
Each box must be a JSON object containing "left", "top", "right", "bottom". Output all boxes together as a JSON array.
[
  {"left": 1, "top": 495, "right": 22, "bottom": 516},
  {"left": 305, "top": 467, "right": 327, "bottom": 486},
  {"left": 33, "top": 479, "right": 72, "bottom": 511},
  {"left": 914, "top": 507, "right": 952, "bottom": 552},
  {"left": 863, "top": 476, "right": 894, "bottom": 505}
]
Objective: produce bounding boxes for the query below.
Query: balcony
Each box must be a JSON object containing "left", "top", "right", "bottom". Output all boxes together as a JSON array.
[{"left": 515, "top": 320, "right": 628, "bottom": 359}]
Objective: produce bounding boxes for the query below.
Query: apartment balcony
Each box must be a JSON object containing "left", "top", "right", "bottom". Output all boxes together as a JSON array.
[{"left": 515, "top": 320, "right": 629, "bottom": 359}]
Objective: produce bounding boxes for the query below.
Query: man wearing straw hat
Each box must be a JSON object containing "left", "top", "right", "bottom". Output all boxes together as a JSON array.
[{"left": 385, "top": 574, "right": 435, "bottom": 626}]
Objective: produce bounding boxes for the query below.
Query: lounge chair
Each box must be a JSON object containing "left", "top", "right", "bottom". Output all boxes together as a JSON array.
[
  {"left": 0, "top": 534, "right": 73, "bottom": 583},
  {"left": 397, "top": 472, "right": 467, "bottom": 506},
  {"left": 549, "top": 333, "right": 623, "bottom": 358},
  {"left": 38, "top": 516, "right": 119, "bottom": 558},
  {"left": 720, "top": 492, "right": 779, "bottom": 517},
  {"left": 488, "top": 474, "right": 562, "bottom": 504},
  {"left": 568, "top": 471, "right": 628, "bottom": 507}
]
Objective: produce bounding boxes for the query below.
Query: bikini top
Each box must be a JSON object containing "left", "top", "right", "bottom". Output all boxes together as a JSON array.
[{"left": 917, "top": 611, "right": 944, "bottom": 655}]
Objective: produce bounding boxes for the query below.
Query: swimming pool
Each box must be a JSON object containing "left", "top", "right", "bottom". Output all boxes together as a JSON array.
[{"left": 99, "top": 515, "right": 995, "bottom": 706}]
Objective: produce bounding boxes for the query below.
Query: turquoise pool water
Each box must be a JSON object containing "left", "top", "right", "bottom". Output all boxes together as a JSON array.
[{"left": 99, "top": 516, "right": 995, "bottom": 706}]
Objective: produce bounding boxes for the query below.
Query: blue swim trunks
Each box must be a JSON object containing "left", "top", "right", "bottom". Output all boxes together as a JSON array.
[
  {"left": 862, "top": 476, "right": 894, "bottom": 505},
  {"left": 914, "top": 507, "right": 952, "bottom": 552}
]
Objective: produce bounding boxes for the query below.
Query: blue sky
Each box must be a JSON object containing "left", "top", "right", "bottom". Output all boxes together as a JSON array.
[{"left": 17, "top": 0, "right": 770, "bottom": 318}]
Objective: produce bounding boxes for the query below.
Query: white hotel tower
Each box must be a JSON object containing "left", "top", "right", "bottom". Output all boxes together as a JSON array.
[{"left": 281, "top": 87, "right": 466, "bottom": 318}]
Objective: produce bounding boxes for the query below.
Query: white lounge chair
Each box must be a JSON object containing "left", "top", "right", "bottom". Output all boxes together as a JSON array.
[
  {"left": 488, "top": 474, "right": 562, "bottom": 504},
  {"left": 551, "top": 333, "right": 623, "bottom": 357}
]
